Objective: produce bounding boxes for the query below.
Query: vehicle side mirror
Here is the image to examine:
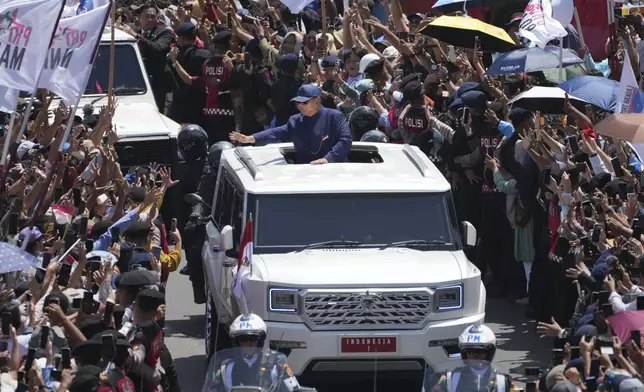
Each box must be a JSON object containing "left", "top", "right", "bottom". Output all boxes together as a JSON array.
[
  {"left": 460, "top": 221, "right": 477, "bottom": 247},
  {"left": 221, "top": 225, "right": 234, "bottom": 251}
]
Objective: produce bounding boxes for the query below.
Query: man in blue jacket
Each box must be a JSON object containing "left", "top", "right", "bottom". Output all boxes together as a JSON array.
[{"left": 229, "top": 84, "right": 352, "bottom": 164}]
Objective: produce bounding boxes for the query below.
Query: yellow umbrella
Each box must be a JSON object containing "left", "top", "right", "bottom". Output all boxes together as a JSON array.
[{"left": 418, "top": 15, "right": 516, "bottom": 53}]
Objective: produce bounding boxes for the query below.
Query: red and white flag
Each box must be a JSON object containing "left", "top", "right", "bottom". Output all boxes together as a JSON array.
[
  {"left": 0, "top": 0, "right": 66, "bottom": 92},
  {"left": 50, "top": 204, "right": 74, "bottom": 226},
  {"left": 233, "top": 217, "right": 253, "bottom": 299}
]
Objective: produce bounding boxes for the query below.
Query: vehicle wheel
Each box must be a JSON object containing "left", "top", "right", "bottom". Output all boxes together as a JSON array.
[{"left": 205, "top": 281, "right": 232, "bottom": 360}]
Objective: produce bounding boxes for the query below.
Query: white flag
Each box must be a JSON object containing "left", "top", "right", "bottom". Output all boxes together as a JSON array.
[
  {"left": 0, "top": 0, "right": 65, "bottom": 92},
  {"left": 43, "top": 3, "right": 110, "bottom": 104},
  {"left": 518, "top": 0, "right": 568, "bottom": 48},
  {"left": 0, "top": 86, "right": 18, "bottom": 113},
  {"left": 615, "top": 53, "right": 644, "bottom": 114},
  {"left": 279, "top": 0, "right": 315, "bottom": 15},
  {"left": 233, "top": 217, "right": 253, "bottom": 300},
  {"left": 61, "top": 0, "right": 109, "bottom": 19}
]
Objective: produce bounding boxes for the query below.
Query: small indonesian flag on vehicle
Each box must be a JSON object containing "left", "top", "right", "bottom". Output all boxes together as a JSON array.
[
  {"left": 50, "top": 204, "right": 74, "bottom": 226},
  {"left": 233, "top": 216, "right": 253, "bottom": 299}
]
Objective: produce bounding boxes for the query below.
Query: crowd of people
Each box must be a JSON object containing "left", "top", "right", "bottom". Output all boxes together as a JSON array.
[{"left": 0, "top": 0, "right": 643, "bottom": 389}]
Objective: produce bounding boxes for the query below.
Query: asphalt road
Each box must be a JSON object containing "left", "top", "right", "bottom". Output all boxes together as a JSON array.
[{"left": 164, "top": 260, "right": 553, "bottom": 392}]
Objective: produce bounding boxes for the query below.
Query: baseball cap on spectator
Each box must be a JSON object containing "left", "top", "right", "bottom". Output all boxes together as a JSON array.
[
  {"left": 176, "top": 22, "right": 197, "bottom": 38},
  {"left": 355, "top": 79, "right": 375, "bottom": 94},
  {"left": 115, "top": 269, "right": 159, "bottom": 289},
  {"left": 18, "top": 227, "right": 42, "bottom": 244},
  {"left": 545, "top": 365, "right": 566, "bottom": 390},
  {"left": 279, "top": 53, "right": 299, "bottom": 74},
  {"left": 619, "top": 378, "right": 644, "bottom": 392},
  {"left": 17, "top": 141, "right": 43, "bottom": 160},
  {"left": 505, "top": 12, "right": 523, "bottom": 26},
  {"left": 461, "top": 90, "right": 488, "bottom": 110},
  {"left": 383, "top": 46, "right": 399, "bottom": 60},
  {"left": 603, "top": 179, "right": 629, "bottom": 200},
  {"left": 457, "top": 82, "right": 480, "bottom": 98},
  {"left": 321, "top": 55, "right": 338, "bottom": 68},
  {"left": 291, "top": 84, "right": 321, "bottom": 103},
  {"left": 550, "top": 381, "right": 578, "bottom": 392},
  {"left": 605, "top": 369, "right": 634, "bottom": 391},
  {"left": 400, "top": 73, "right": 422, "bottom": 90}
]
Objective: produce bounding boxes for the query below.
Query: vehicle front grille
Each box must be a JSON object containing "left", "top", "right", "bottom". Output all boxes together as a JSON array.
[
  {"left": 114, "top": 137, "right": 176, "bottom": 168},
  {"left": 301, "top": 288, "right": 432, "bottom": 331}
]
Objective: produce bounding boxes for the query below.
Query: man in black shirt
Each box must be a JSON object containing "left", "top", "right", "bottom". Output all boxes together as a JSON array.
[
  {"left": 119, "top": 3, "right": 176, "bottom": 112},
  {"left": 272, "top": 53, "right": 301, "bottom": 126},
  {"left": 169, "top": 22, "right": 210, "bottom": 126}
]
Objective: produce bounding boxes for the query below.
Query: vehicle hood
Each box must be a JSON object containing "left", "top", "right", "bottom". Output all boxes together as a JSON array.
[
  {"left": 51, "top": 99, "right": 180, "bottom": 139},
  {"left": 255, "top": 249, "right": 462, "bottom": 286}
]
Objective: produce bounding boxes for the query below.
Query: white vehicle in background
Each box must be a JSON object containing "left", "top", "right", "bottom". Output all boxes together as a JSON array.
[
  {"left": 76, "top": 28, "right": 181, "bottom": 171},
  {"left": 198, "top": 142, "right": 486, "bottom": 380}
]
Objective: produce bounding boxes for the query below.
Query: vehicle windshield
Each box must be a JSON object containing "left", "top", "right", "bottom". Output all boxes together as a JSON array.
[
  {"left": 255, "top": 192, "right": 459, "bottom": 249},
  {"left": 84, "top": 44, "right": 147, "bottom": 95}
]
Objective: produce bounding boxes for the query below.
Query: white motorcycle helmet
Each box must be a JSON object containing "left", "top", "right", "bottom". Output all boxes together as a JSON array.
[
  {"left": 458, "top": 324, "right": 497, "bottom": 362},
  {"left": 229, "top": 313, "right": 268, "bottom": 348}
]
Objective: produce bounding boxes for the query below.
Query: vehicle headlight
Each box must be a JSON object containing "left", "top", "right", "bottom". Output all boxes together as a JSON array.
[
  {"left": 268, "top": 288, "right": 299, "bottom": 312},
  {"left": 434, "top": 285, "right": 463, "bottom": 311}
]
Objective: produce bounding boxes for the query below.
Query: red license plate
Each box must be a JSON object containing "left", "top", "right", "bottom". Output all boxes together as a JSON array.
[{"left": 341, "top": 337, "right": 397, "bottom": 353}]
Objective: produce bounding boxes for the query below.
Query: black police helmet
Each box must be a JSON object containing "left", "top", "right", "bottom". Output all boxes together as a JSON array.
[
  {"left": 208, "top": 141, "right": 234, "bottom": 171},
  {"left": 348, "top": 106, "right": 379, "bottom": 140},
  {"left": 178, "top": 124, "right": 209, "bottom": 161},
  {"left": 360, "top": 130, "right": 389, "bottom": 143}
]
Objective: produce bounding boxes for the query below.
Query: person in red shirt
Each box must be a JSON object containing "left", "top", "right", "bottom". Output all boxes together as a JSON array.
[{"left": 171, "top": 30, "right": 235, "bottom": 144}]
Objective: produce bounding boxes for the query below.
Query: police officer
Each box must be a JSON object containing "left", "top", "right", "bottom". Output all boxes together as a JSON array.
[
  {"left": 126, "top": 289, "right": 166, "bottom": 392},
  {"left": 213, "top": 313, "right": 301, "bottom": 392},
  {"left": 180, "top": 141, "right": 233, "bottom": 304},
  {"left": 423, "top": 324, "right": 512, "bottom": 392},
  {"left": 176, "top": 124, "right": 209, "bottom": 303}
]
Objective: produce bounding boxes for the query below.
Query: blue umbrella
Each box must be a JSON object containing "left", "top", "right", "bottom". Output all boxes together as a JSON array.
[
  {"left": 486, "top": 46, "right": 584, "bottom": 76},
  {"left": 558, "top": 76, "right": 619, "bottom": 112},
  {"left": 0, "top": 242, "right": 39, "bottom": 273}
]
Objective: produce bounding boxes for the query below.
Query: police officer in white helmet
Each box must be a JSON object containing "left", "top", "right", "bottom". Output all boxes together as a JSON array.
[
  {"left": 212, "top": 313, "right": 302, "bottom": 392},
  {"left": 422, "top": 324, "right": 512, "bottom": 392}
]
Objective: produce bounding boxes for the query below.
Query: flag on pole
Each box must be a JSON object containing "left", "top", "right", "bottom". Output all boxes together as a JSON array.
[
  {"left": 0, "top": 86, "right": 18, "bottom": 113},
  {"left": 0, "top": 0, "right": 66, "bottom": 92},
  {"left": 62, "top": 0, "right": 109, "bottom": 18},
  {"left": 615, "top": 52, "right": 644, "bottom": 114},
  {"left": 518, "top": 0, "right": 568, "bottom": 48},
  {"left": 43, "top": 2, "right": 111, "bottom": 105},
  {"left": 49, "top": 204, "right": 74, "bottom": 226},
  {"left": 233, "top": 216, "right": 253, "bottom": 299}
]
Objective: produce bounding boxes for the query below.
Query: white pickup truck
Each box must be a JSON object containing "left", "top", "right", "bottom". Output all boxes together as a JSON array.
[{"left": 202, "top": 143, "right": 486, "bottom": 380}]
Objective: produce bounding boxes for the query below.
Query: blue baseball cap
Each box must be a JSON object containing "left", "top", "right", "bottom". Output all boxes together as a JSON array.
[{"left": 291, "top": 84, "right": 321, "bottom": 103}]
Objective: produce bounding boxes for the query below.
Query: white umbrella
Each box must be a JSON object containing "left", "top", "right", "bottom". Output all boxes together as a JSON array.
[{"left": 509, "top": 86, "right": 588, "bottom": 114}]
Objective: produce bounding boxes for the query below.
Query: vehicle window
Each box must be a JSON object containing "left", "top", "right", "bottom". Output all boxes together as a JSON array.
[
  {"left": 84, "top": 44, "right": 147, "bottom": 95},
  {"left": 256, "top": 192, "right": 459, "bottom": 248},
  {"left": 213, "top": 170, "right": 244, "bottom": 246},
  {"left": 213, "top": 171, "right": 234, "bottom": 229}
]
